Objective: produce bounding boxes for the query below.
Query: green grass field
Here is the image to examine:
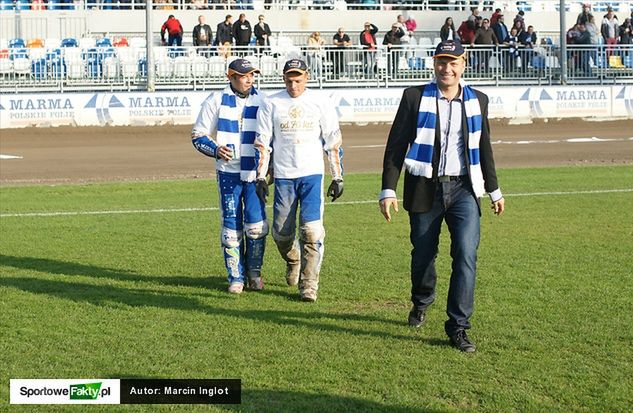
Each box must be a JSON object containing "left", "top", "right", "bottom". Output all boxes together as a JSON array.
[{"left": 1, "top": 165, "right": 632, "bottom": 412}]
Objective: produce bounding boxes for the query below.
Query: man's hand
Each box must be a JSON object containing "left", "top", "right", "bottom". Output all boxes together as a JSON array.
[
  {"left": 379, "top": 198, "right": 398, "bottom": 222},
  {"left": 256, "top": 179, "right": 269, "bottom": 203},
  {"left": 491, "top": 198, "right": 505, "bottom": 215},
  {"left": 215, "top": 145, "right": 234, "bottom": 161},
  {"left": 327, "top": 179, "right": 344, "bottom": 201}
]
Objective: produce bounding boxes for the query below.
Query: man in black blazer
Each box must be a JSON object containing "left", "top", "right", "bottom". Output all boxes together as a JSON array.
[{"left": 379, "top": 40, "right": 505, "bottom": 353}]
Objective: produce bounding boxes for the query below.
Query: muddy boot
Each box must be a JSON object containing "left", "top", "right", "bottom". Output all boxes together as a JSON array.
[
  {"left": 300, "top": 241, "right": 322, "bottom": 302},
  {"left": 275, "top": 238, "right": 300, "bottom": 286}
]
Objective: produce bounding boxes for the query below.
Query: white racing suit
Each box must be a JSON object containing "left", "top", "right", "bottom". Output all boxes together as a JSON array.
[
  {"left": 191, "top": 86, "right": 268, "bottom": 285},
  {"left": 254, "top": 88, "right": 343, "bottom": 295}
]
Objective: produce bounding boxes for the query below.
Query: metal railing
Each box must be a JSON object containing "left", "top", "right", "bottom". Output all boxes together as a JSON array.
[{"left": 1, "top": 44, "right": 632, "bottom": 93}]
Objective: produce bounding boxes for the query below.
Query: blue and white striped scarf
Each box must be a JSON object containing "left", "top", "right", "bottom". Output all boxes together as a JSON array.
[
  {"left": 404, "top": 80, "right": 486, "bottom": 197},
  {"left": 216, "top": 85, "right": 262, "bottom": 182}
]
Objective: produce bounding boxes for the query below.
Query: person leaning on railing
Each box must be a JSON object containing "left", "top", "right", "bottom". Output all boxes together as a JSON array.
[
  {"left": 360, "top": 22, "right": 379, "bottom": 78},
  {"left": 307, "top": 31, "right": 325, "bottom": 77},
  {"left": 383, "top": 23, "right": 404, "bottom": 76}
]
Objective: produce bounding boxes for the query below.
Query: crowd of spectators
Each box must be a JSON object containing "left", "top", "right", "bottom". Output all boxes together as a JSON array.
[{"left": 150, "top": 6, "right": 633, "bottom": 77}]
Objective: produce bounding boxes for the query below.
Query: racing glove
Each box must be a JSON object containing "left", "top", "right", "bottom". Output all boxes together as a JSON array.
[
  {"left": 327, "top": 179, "right": 344, "bottom": 202},
  {"left": 256, "top": 178, "right": 269, "bottom": 203}
]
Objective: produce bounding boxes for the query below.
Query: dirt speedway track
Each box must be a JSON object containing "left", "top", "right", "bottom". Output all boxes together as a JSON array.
[{"left": 0, "top": 119, "right": 632, "bottom": 185}]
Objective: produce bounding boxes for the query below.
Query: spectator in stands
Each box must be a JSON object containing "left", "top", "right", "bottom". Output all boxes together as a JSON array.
[
  {"left": 219, "top": 42, "right": 232, "bottom": 60},
  {"left": 333, "top": 27, "right": 352, "bottom": 78},
  {"left": 490, "top": 8, "right": 502, "bottom": 26},
  {"left": 360, "top": 22, "right": 379, "bottom": 78},
  {"left": 602, "top": 7, "right": 619, "bottom": 59},
  {"left": 585, "top": 15, "right": 601, "bottom": 70},
  {"left": 511, "top": 19, "right": 525, "bottom": 40},
  {"left": 193, "top": 15, "right": 213, "bottom": 53},
  {"left": 620, "top": 18, "right": 633, "bottom": 44},
  {"left": 395, "top": 15, "right": 411, "bottom": 46},
  {"left": 254, "top": 15, "right": 271, "bottom": 48},
  {"left": 518, "top": 25, "right": 537, "bottom": 71},
  {"left": 216, "top": 15, "right": 234, "bottom": 46},
  {"left": 513, "top": 10, "right": 526, "bottom": 33},
  {"left": 577, "top": 3, "right": 592, "bottom": 26},
  {"left": 574, "top": 23, "right": 592, "bottom": 76},
  {"left": 472, "top": 18, "right": 498, "bottom": 73},
  {"left": 383, "top": 23, "right": 404, "bottom": 76},
  {"left": 457, "top": 19, "right": 476, "bottom": 45},
  {"left": 502, "top": 27, "right": 520, "bottom": 72},
  {"left": 566, "top": 23, "right": 582, "bottom": 45},
  {"left": 586, "top": 15, "right": 600, "bottom": 46},
  {"left": 492, "top": 14, "right": 509, "bottom": 47},
  {"left": 405, "top": 14, "right": 417, "bottom": 38},
  {"left": 467, "top": 7, "right": 480, "bottom": 26},
  {"left": 233, "top": 13, "right": 253, "bottom": 52},
  {"left": 155, "top": 0, "right": 175, "bottom": 10},
  {"left": 602, "top": 7, "right": 619, "bottom": 44},
  {"left": 307, "top": 31, "right": 325, "bottom": 77},
  {"left": 190, "top": 0, "right": 208, "bottom": 9},
  {"left": 440, "top": 17, "right": 456, "bottom": 42},
  {"left": 161, "top": 15, "right": 183, "bottom": 46}
]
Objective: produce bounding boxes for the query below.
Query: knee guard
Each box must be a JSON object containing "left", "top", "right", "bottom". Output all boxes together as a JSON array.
[
  {"left": 299, "top": 221, "right": 325, "bottom": 290},
  {"left": 221, "top": 227, "right": 244, "bottom": 283},
  {"left": 299, "top": 221, "right": 325, "bottom": 244},
  {"left": 244, "top": 221, "right": 268, "bottom": 277}
]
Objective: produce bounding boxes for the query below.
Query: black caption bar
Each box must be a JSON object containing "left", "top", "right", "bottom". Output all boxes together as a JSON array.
[{"left": 120, "top": 379, "right": 241, "bottom": 404}]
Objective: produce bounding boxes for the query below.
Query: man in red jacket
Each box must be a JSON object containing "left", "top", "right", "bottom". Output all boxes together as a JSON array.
[{"left": 161, "top": 15, "right": 184, "bottom": 47}]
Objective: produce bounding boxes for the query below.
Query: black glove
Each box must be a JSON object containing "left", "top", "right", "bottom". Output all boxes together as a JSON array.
[
  {"left": 327, "top": 179, "right": 344, "bottom": 202},
  {"left": 256, "top": 179, "right": 269, "bottom": 203}
]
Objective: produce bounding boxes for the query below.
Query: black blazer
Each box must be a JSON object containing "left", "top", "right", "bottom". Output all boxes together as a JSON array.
[{"left": 381, "top": 85, "right": 500, "bottom": 213}]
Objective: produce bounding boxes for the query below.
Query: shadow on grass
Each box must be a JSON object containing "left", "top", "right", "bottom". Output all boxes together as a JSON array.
[
  {"left": 0, "top": 254, "right": 225, "bottom": 291},
  {"left": 227, "top": 388, "right": 440, "bottom": 413},
  {"left": 1, "top": 267, "right": 416, "bottom": 342}
]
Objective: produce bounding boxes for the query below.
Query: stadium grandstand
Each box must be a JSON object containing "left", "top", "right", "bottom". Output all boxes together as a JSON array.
[{"left": 1, "top": 0, "right": 632, "bottom": 93}]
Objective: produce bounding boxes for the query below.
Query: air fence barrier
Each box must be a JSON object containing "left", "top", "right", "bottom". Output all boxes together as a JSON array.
[{"left": 2, "top": 83, "right": 633, "bottom": 129}]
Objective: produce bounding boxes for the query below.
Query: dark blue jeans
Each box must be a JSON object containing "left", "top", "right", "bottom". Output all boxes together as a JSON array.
[{"left": 409, "top": 179, "right": 480, "bottom": 336}]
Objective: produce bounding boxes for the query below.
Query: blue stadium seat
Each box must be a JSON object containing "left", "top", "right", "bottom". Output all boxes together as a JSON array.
[
  {"left": 48, "top": 57, "right": 66, "bottom": 78},
  {"left": 96, "top": 38, "right": 112, "bottom": 48},
  {"left": 532, "top": 55, "right": 546, "bottom": 69},
  {"left": 15, "top": 0, "right": 30, "bottom": 10},
  {"left": 9, "top": 38, "right": 26, "bottom": 48},
  {"left": 61, "top": 38, "right": 79, "bottom": 48},
  {"left": 624, "top": 54, "right": 633, "bottom": 68},
  {"left": 0, "top": 0, "right": 13, "bottom": 9},
  {"left": 31, "top": 58, "right": 47, "bottom": 79},
  {"left": 45, "top": 48, "right": 62, "bottom": 60},
  {"left": 9, "top": 48, "right": 28, "bottom": 60},
  {"left": 594, "top": 53, "right": 607, "bottom": 69},
  {"left": 516, "top": 1, "right": 532, "bottom": 12},
  {"left": 407, "top": 57, "right": 424, "bottom": 70},
  {"left": 168, "top": 47, "right": 186, "bottom": 58}
]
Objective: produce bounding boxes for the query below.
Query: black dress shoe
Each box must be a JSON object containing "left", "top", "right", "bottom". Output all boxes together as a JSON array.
[
  {"left": 449, "top": 330, "right": 476, "bottom": 353},
  {"left": 408, "top": 306, "right": 426, "bottom": 327}
]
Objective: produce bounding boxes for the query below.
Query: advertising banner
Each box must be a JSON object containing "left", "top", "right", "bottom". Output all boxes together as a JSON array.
[{"left": 0, "top": 86, "right": 626, "bottom": 129}]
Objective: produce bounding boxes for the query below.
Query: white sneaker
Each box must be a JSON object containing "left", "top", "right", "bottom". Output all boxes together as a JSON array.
[{"left": 228, "top": 282, "right": 244, "bottom": 294}]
